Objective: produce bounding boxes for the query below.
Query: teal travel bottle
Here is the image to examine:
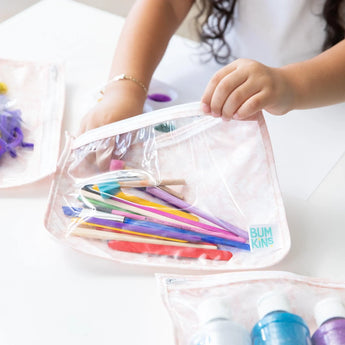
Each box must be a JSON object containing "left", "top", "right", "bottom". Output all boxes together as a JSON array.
[{"left": 251, "top": 292, "right": 311, "bottom": 345}]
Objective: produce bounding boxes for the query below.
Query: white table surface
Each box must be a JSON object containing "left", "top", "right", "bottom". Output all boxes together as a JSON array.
[{"left": 0, "top": 1, "right": 344, "bottom": 344}]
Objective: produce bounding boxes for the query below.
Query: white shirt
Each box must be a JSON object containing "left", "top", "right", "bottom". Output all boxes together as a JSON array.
[{"left": 225, "top": 0, "right": 326, "bottom": 66}]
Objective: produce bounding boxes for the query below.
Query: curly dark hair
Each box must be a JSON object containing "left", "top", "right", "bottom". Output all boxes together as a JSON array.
[{"left": 195, "top": 0, "right": 345, "bottom": 64}]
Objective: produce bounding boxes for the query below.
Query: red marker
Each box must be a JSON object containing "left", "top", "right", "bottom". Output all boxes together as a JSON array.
[{"left": 107, "top": 240, "right": 232, "bottom": 261}]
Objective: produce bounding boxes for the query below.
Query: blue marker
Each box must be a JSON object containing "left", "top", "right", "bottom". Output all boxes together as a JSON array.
[{"left": 251, "top": 292, "right": 311, "bottom": 345}]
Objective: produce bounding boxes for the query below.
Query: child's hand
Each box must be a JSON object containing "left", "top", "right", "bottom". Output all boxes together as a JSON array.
[
  {"left": 201, "top": 58, "right": 295, "bottom": 120},
  {"left": 79, "top": 82, "right": 147, "bottom": 134}
]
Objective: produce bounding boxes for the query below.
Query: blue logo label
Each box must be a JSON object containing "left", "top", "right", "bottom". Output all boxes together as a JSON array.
[{"left": 249, "top": 224, "right": 279, "bottom": 251}]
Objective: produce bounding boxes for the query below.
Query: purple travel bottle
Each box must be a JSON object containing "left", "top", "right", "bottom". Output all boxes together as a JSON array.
[{"left": 311, "top": 297, "right": 345, "bottom": 345}]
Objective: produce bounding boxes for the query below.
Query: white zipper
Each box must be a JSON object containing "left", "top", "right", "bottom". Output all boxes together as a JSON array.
[
  {"left": 155, "top": 116, "right": 221, "bottom": 149},
  {"left": 156, "top": 271, "right": 345, "bottom": 291},
  {"left": 72, "top": 102, "right": 204, "bottom": 149}
]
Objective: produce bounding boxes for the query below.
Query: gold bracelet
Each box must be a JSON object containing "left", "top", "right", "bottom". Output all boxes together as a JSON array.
[{"left": 101, "top": 73, "right": 148, "bottom": 95}]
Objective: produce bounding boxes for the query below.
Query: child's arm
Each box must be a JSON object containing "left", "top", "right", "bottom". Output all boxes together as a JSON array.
[
  {"left": 79, "top": 0, "right": 194, "bottom": 133},
  {"left": 201, "top": 39, "right": 345, "bottom": 120}
]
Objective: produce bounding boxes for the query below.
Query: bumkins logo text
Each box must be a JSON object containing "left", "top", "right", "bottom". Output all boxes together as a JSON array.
[{"left": 249, "top": 225, "right": 280, "bottom": 251}]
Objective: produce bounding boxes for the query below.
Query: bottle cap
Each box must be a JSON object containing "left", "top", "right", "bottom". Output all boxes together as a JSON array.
[
  {"left": 198, "top": 298, "right": 231, "bottom": 325},
  {"left": 314, "top": 297, "right": 345, "bottom": 327},
  {"left": 257, "top": 291, "right": 291, "bottom": 319}
]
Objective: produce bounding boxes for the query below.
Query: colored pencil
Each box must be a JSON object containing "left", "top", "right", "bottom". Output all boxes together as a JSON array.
[
  {"left": 80, "top": 188, "right": 200, "bottom": 228},
  {"left": 63, "top": 205, "right": 246, "bottom": 243},
  {"left": 110, "top": 209, "right": 246, "bottom": 242},
  {"left": 74, "top": 215, "right": 250, "bottom": 250},
  {"left": 91, "top": 186, "right": 199, "bottom": 221},
  {"left": 80, "top": 188, "right": 248, "bottom": 243},
  {"left": 145, "top": 186, "right": 248, "bottom": 239}
]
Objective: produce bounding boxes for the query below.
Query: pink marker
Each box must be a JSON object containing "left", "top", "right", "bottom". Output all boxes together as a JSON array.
[{"left": 111, "top": 209, "right": 246, "bottom": 243}]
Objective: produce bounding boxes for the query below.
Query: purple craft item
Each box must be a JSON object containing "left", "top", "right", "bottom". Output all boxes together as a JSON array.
[
  {"left": 0, "top": 102, "right": 34, "bottom": 159},
  {"left": 0, "top": 138, "right": 6, "bottom": 156},
  {"left": 145, "top": 186, "right": 248, "bottom": 239}
]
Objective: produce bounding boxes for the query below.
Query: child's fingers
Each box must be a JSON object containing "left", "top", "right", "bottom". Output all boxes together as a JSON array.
[
  {"left": 221, "top": 83, "right": 261, "bottom": 120},
  {"left": 201, "top": 64, "right": 237, "bottom": 112},
  {"left": 234, "top": 91, "right": 267, "bottom": 119},
  {"left": 209, "top": 71, "right": 247, "bottom": 117}
]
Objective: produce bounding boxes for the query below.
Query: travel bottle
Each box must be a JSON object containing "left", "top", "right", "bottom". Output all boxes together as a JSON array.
[
  {"left": 251, "top": 291, "right": 311, "bottom": 345},
  {"left": 311, "top": 297, "right": 345, "bottom": 345},
  {"left": 189, "top": 297, "right": 251, "bottom": 345}
]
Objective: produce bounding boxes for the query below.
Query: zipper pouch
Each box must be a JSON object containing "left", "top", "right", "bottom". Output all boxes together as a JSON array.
[
  {"left": 45, "top": 102, "right": 289, "bottom": 270},
  {"left": 0, "top": 58, "right": 64, "bottom": 188},
  {"left": 157, "top": 271, "right": 345, "bottom": 345}
]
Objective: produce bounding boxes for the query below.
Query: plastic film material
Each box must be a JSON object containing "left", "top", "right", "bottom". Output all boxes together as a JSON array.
[
  {"left": 0, "top": 58, "right": 64, "bottom": 188},
  {"left": 45, "top": 102, "right": 289, "bottom": 270},
  {"left": 156, "top": 271, "right": 345, "bottom": 345}
]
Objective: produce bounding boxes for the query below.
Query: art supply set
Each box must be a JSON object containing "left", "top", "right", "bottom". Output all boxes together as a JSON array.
[
  {"left": 0, "top": 58, "right": 64, "bottom": 188},
  {"left": 157, "top": 271, "right": 345, "bottom": 345},
  {"left": 62, "top": 164, "right": 250, "bottom": 261},
  {"left": 45, "top": 102, "right": 291, "bottom": 269}
]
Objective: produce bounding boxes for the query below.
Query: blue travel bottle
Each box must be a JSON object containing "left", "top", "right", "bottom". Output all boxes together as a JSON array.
[
  {"left": 190, "top": 298, "right": 251, "bottom": 345},
  {"left": 251, "top": 292, "right": 312, "bottom": 345}
]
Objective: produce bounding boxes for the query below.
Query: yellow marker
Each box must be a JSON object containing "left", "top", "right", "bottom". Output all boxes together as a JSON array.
[
  {"left": 92, "top": 184, "right": 198, "bottom": 221},
  {"left": 0, "top": 82, "right": 8, "bottom": 94},
  {"left": 116, "top": 192, "right": 199, "bottom": 221}
]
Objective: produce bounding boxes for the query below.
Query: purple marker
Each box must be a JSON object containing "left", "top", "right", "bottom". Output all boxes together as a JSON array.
[
  {"left": 0, "top": 100, "right": 34, "bottom": 159},
  {"left": 145, "top": 187, "right": 248, "bottom": 239},
  {"left": 312, "top": 297, "right": 345, "bottom": 345}
]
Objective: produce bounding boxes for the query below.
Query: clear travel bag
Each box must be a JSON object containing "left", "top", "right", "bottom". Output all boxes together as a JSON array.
[
  {"left": 157, "top": 271, "right": 345, "bottom": 345},
  {"left": 0, "top": 58, "right": 65, "bottom": 188},
  {"left": 45, "top": 102, "right": 289, "bottom": 270}
]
